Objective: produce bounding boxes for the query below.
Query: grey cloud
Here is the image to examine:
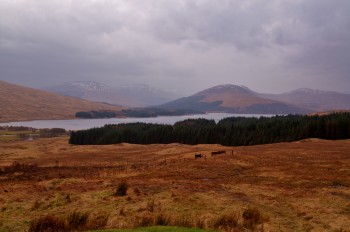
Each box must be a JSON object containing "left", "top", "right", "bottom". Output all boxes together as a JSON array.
[
  {"left": 280, "top": 0, "right": 350, "bottom": 91},
  {"left": 149, "top": 1, "right": 274, "bottom": 50},
  {"left": 0, "top": 0, "right": 349, "bottom": 94}
]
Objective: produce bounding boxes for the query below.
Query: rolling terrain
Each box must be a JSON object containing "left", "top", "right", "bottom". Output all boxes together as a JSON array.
[
  {"left": 44, "top": 81, "right": 183, "bottom": 107},
  {"left": 0, "top": 136, "right": 349, "bottom": 231},
  {"left": 259, "top": 88, "right": 350, "bottom": 112},
  {"left": 46, "top": 82, "right": 350, "bottom": 114},
  {"left": 0, "top": 80, "right": 122, "bottom": 123},
  {"left": 3, "top": 80, "right": 350, "bottom": 123},
  {"left": 160, "top": 85, "right": 308, "bottom": 114}
]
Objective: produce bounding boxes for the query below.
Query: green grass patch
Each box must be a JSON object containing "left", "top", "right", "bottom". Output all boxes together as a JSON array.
[
  {"left": 0, "top": 130, "right": 33, "bottom": 135},
  {"left": 0, "top": 135, "right": 17, "bottom": 142},
  {"left": 90, "top": 226, "right": 212, "bottom": 232},
  {"left": 0, "top": 130, "right": 38, "bottom": 142}
]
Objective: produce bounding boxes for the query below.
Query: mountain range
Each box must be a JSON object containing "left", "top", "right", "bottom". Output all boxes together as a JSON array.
[
  {"left": 45, "top": 81, "right": 350, "bottom": 114},
  {"left": 1, "top": 80, "right": 350, "bottom": 122},
  {"left": 160, "top": 85, "right": 308, "bottom": 114},
  {"left": 44, "top": 81, "right": 182, "bottom": 107},
  {"left": 258, "top": 88, "right": 350, "bottom": 112}
]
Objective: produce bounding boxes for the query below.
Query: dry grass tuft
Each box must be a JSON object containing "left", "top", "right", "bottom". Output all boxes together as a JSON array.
[
  {"left": 146, "top": 199, "right": 156, "bottom": 212},
  {"left": 193, "top": 215, "right": 208, "bottom": 229},
  {"left": 334, "top": 228, "right": 348, "bottom": 232},
  {"left": 67, "top": 211, "right": 88, "bottom": 230},
  {"left": 242, "top": 207, "right": 266, "bottom": 230},
  {"left": 119, "top": 208, "right": 126, "bottom": 217},
  {"left": 29, "top": 215, "right": 67, "bottom": 232},
  {"left": 114, "top": 181, "right": 128, "bottom": 196},
  {"left": 212, "top": 212, "right": 240, "bottom": 231},
  {"left": 134, "top": 187, "right": 141, "bottom": 196},
  {"left": 134, "top": 212, "right": 154, "bottom": 227},
  {"left": 154, "top": 213, "right": 171, "bottom": 226},
  {"left": 28, "top": 211, "right": 108, "bottom": 232},
  {"left": 172, "top": 214, "right": 193, "bottom": 228},
  {"left": 85, "top": 211, "right": 109, "bottom": 230}
]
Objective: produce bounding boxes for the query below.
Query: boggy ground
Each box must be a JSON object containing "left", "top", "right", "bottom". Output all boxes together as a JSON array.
[{"left": 0, "top": 137, "right": 349, "bottom": 231}]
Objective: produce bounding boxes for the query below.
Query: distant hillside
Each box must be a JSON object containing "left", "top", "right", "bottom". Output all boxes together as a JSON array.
[
  {"left": 44, "top": 81, "right": 182, "bottom": 107},
  {"left": 118, "top": 84, "right": 183, "bottom": 106},
  {"left": 0, "top": 80, "right": 122, "bottom": 122},
  {"left": 259, "top": 88, "right": 350, "bottom": 112},
  {"left": 160, "top": 85, "right": 308, "bottom": 114}
]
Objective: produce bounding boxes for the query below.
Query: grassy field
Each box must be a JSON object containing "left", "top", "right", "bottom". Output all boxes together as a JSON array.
[
  {"left": 0, "top": 136, "right": 349, "bottom": 231},
  {"left": 0, "top": 130, "right": 33, "bottom": 142}
]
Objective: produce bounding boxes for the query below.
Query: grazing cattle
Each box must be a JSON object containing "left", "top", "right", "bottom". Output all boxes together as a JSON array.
[
  {"left": 211, "top": 150, "right": 225, "bottom": 156},
  {"left": 195, "top": 154, "right": 204, "bottom": 159}
]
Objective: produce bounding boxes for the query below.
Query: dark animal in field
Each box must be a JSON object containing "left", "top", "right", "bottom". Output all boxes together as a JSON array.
[
  {"left": 195, "top": 154, "right": 204, "bottom": 159},
  {"left": 211, "top": 150, "right": 225, "bottom": 156}
]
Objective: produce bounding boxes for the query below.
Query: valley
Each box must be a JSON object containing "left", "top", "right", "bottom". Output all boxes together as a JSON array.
[
  {"left": 1, "top": 80, "right": 349, "bottom": 231},
  {"left": 2, "top": 80, "right": 350, "bottom": 123},
  {"left": 2, "top": 2, "right": 350, "bottom": 232}
]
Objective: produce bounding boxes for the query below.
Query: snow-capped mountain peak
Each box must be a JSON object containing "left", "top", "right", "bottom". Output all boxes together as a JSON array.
[
  {"left": 44, "top": 81, "right": 182, "bottom": 107},
  {"left": 65, "top": 81, "right": 111, "bottom": 92}
]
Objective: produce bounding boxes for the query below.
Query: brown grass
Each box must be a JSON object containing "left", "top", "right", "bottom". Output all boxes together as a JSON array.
[
  {"left": 212, "top": 212, "right": 240, "bottom": 231},
  {"left": 242, "top": 207, "right": 267, "bottom": 230},
  {"left": 28, "top": 211, "right": 109, "bottom": 232},
  {"left": 201, "top": 88, "right": 276, "bottom": 108},
  {"left": 29, "top": 215, "right": 67, "bottom": 232},
  {"left": 0, "top": 80, "right": 121, "bottom": 122},
  {"left": 0, "top": 137, "right": 350, "bottom": 231},
  {"left": 114, "top": 181, "right": 128, "bottom": 196}
]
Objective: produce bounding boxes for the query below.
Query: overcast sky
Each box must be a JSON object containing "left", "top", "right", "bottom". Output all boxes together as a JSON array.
[{"left": 1, "top": 0, "right": 350, "bottom": 95}]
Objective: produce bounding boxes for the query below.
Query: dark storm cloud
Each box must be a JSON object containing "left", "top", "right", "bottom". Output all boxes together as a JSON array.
[{"left": 0, "top": 0, "right": 349, "bottom": 94}]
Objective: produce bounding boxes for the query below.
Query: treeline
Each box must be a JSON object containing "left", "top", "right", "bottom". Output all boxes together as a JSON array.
[
  {"left": 75, "top": 108, "right": 203, "bottom": 119},
  {"left": 69, "top": 113, "right": 350, "bottom": 146},
  {"left": 0, "top": 126, "right": 66, "bottom": 134},
  {"left": 0, "top": 126, "right": 67, "bottom": 141},
  {"left": 75, "top": 111, "right": 117, "bottom": 119},
  {"left": 121, "top": 108, "right": 203, "bottom": 118},
  {"left": 0, "top": 126, "right": 36, "bottom": 131}
]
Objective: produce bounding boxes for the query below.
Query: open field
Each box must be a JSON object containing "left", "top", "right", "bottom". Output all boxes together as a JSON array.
[{"left": 0, "top": 137, "right": 349, "bottom": 231}]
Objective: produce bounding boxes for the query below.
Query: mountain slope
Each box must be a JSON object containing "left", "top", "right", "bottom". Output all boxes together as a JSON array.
[
  {"left": 0, "top": 81, "right": 122, "bottom": 122},
  {"left": 118, "top": 84, "right": 183, "bottom": 106},
  {"left": 160, "top": 85, "right": 308, "bottom": 114},
  {"left": 44, "top": 81, "right": 142, "bottom": 107},
  {"left": 259, "top": 88, "right": 350, "bottom": 112},
  {"left": 44, "top": 81, "right": 182, "bottom": 107}
]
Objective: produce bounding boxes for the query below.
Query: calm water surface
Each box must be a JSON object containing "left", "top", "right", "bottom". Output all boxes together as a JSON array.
[{"left": 0, "top": 113, "right": 273, "bottom": 130}]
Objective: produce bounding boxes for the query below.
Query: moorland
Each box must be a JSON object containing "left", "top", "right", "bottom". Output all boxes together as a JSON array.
[{"left": 0, "top": 130, "right": 349, "bottom": 231}]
